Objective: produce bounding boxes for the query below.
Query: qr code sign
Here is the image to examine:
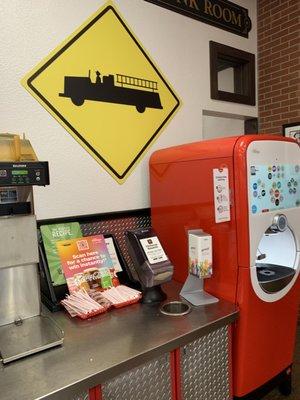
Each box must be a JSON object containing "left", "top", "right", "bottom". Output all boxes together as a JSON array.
[{"left": 76, "top": 239, "right": 89, "bottom": 251}]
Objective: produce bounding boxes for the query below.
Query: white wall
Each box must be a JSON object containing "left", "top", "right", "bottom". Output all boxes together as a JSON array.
[
  {"left": 0, "top": 0, "right": 257, "bottom": 219},
  {"left": 203, "top": 115, "right": 244, "bottom": 140}
]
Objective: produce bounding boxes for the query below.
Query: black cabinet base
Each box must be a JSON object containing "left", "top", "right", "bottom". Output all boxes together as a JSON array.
[{"left": 234, "top": 366, "right": 292, "bottom": 400}]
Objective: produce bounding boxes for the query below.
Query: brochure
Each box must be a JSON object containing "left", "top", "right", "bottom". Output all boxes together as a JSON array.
[
  {"left": 40, "top": 222, "right": 82, "bottom": 286},
  {"left": 105, "top": 236, "right": 123, "bottom": 272},
  {"left": 57, "top": 235, "right": 117, "bottom": 293}
]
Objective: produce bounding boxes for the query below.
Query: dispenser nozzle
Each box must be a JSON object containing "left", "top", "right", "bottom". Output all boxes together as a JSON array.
[{"left": 257, "top": 247, "right": 266, "bottom": 260}]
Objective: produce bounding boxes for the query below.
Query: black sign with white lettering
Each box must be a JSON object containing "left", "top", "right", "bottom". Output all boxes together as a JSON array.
[{"left": 144, "top": 0, "right": 252, "bottom": 38}]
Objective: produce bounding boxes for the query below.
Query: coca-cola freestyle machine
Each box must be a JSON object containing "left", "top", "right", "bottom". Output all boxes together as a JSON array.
[{"left": 150, "top": 135, "right": 300, "bottom": 399}]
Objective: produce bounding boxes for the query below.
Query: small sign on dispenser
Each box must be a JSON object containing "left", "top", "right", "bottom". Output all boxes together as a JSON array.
[{"left": 213, "top": 167, "right": 231, "bottom": 223}]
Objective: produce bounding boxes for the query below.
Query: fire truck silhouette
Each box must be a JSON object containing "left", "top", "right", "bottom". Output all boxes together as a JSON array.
[{"left": 59, "top": 70, "right": 163, "bottom": 113}]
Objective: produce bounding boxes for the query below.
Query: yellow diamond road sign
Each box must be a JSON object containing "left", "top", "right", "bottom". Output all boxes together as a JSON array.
[{"left": 22, "top": 1, "right": 180, "bottom": 183}]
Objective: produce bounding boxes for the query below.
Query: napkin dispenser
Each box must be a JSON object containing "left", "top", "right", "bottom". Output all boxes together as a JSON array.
[{"left": 125, "top": 227, "right": 173, "bottom": 303}]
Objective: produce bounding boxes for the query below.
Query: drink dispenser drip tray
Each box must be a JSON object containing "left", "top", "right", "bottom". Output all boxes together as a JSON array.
[
  {"left": 256, "top": 263, "right": 295, "bottom": 293},
  {"left": 0, "top": 315, "right": 64, "bottom": 364}
]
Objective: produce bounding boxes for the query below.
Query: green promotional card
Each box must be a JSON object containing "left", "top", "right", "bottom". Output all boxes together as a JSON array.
[{"left": 40, "top": 222, "right": 82, "bottom": 286}]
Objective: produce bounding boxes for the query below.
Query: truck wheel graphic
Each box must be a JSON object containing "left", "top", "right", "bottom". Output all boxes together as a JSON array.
[
  {"left": 71, "top": 96, "right": 85, "bottom": 106},
  {"left": 136, "top": 105, "right": 146, "bottom": 113}
]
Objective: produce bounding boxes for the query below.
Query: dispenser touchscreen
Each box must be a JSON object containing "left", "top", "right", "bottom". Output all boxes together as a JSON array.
[{"left": 249, "top": 164, "right": 300, "bottom": 214}]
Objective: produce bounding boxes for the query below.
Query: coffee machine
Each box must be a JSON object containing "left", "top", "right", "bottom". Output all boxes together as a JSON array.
[{"left": 0, "top": 133, "right": 63, "bottom": 364}]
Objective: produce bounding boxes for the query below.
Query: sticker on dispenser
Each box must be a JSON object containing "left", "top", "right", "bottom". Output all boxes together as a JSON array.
[
  {"left": 140, "top": 236, "right": 168, "bottom": 264},
  {"left": 213, "top": 168, "right": 231, "bottom": 223}
]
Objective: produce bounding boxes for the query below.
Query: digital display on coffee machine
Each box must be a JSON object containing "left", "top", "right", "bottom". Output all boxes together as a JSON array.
[{"left": 12, "top": 170, "right": 29, "bottom": 176}]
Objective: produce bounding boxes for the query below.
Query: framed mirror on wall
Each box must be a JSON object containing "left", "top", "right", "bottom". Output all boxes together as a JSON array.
[{"left": 210, "top": 41, "right": 256, "bottom": 106}]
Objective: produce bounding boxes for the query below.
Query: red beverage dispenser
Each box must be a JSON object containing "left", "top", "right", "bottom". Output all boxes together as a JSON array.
[{"left": 150, "top": 135, "right": 300, "bottom": 399}]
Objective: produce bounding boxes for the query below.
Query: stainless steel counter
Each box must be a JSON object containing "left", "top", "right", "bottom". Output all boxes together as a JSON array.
[{"left": 0, "top": 282, "right": 238, "bottom": 400}]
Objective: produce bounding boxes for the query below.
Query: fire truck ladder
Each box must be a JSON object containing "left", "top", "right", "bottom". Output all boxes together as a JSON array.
[{"left": 116, "top": 74, "right": 158, "bottom": 92}]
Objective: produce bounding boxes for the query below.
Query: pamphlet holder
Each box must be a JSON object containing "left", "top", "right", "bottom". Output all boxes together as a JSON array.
[
  {"left": 180, "top": 274, "right": 218, "bottom": 306},
  {"left": 38, "top": 230, "right": 136, "bottom": 312}
]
